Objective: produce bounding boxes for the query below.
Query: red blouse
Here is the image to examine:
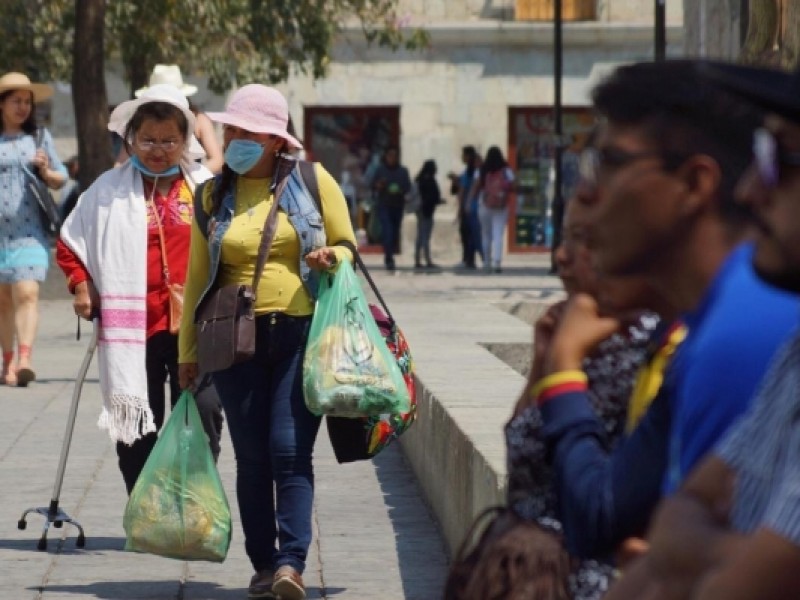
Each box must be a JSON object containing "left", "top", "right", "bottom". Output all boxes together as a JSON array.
[{"left": 56, "top": 177, "right": 195, "bottom": 339}]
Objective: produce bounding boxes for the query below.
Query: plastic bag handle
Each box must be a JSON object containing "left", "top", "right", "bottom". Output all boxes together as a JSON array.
[{"left": 334, "top": 240, "right": 396, "bottom": 328}]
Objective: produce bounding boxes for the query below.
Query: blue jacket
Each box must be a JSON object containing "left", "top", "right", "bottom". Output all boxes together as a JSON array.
[
  {"left": 664, "top": 243, "right": 799, "bottom": 491},
  {"left": 540, "top": 242, "right": 799, "bottom": 559}
]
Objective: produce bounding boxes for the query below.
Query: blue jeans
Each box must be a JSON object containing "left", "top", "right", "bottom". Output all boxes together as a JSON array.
[
  {"left": 415, "top": 213, "right": 434, "bottom": 264},
  {"left": 468, "top": 200, "right": 484, "bottom": 263},
  {"left": 378, "top": 203, "right": 404, "bottom": 267},
  {"left": 212, "top": 313, "right": 319, "bottom": 574}
]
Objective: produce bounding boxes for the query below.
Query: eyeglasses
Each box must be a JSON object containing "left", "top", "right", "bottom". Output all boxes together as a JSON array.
[
  {"left": 134, "top": 139, "right": 182, "bottom": 152},
  {"left": 752, "top": 127, "right": 800, "bottom": 188},
  {"left": 578, "top": 146, "right": 665, "bottom": 188}
]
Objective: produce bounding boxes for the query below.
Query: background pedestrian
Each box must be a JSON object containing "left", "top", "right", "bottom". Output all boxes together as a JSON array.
[
  {"left": 0, "top": 71, "right": 67, "bottom": 386},
  {"left": 414, "top": 159, "right": 443, "bottom": 269}
]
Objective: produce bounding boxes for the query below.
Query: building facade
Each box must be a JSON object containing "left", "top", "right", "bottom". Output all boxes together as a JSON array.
[
  {"left": 289, "top": 0, "right": 684, "bottom": 249},
  {"left": 49, "top": 0, "right": 684, "bottom": 252}
]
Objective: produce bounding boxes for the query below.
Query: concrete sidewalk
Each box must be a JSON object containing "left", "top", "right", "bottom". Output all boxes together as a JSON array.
[
  {"left": 1, "top": 239, "right": 561, "bottom": 599},
  {"left": 0, "top": 297, "right": 448, "bottom": 599}
]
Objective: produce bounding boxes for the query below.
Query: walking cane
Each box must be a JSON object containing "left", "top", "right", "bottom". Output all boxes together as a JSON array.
[{"left": 17, "top": 318, "right": 98, "bottom": 550}]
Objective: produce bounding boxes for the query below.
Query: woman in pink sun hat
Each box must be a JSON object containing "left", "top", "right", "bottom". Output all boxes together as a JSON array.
[{"left": 178, "top": 84, "right": 356, "bottom": 600}]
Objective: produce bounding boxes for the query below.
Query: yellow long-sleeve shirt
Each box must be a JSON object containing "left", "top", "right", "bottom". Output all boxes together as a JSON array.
[{"left": 179, "top": 163, "right": 356, "bottom": 363}]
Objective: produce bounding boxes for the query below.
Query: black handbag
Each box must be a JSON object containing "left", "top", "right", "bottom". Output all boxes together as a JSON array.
[
  {"left": 28, "top": 175, "right": 61, "bottom": 237},
  {"left": 24, "top": 129, "right": 61, "bottom": 237}
]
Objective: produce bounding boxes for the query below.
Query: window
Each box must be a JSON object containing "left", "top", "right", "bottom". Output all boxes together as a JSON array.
[{"left": 508, "top": 106, "right": 594, "bottom": 251}]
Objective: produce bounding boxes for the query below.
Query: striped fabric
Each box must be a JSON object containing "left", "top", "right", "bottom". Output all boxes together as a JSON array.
[{"left": 715, "top": 333, "right": 800, "bottom": 544}]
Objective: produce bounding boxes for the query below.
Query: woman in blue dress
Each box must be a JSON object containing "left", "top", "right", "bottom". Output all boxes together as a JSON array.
[{"left": 0, "top": 72, "right": 66, "bottom": 386}]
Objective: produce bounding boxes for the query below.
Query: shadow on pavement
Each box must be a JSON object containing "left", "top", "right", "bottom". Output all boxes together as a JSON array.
[
  {"left": 372, "top": 444, "right": 448, "bottom": 600},
  {"left": 0, "top": 536, "right": 124, "bottom": 554},
  {"left": 36, "top": 581, "right": 337, "bottom": 600},
  {"left": 35, "top": 581, "right": 230, "bottom": 599}
]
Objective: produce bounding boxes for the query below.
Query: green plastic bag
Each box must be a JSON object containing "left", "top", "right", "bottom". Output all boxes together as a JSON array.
[
  {"left": 123, "top": 390, "right": 232, "bottom": 562},
  {"left": 304, "top": 260, "right": 411, "bottom": 417}
]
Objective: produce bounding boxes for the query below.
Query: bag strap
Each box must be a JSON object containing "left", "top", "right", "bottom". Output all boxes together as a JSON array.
[
  {"left": 451, "top": 506, "right": 506, "bottom": 561},
  {"left": 191, "top": 169, "right": 280, "bottom": 296},
  {"left": 146, "top": 182, "right": 172, "bottom": 286},
  {"left": 193, "top": 179, "right": 211, "bottom": 238},
  {"left": 253, "top": 157, "right": 294, "bottom": 294},
  {"left": 298, "top": 160, "right": 320, "bottom": 215},
  {"left": 350, "top": 250, "right": 396, "bottom": 326},
  {"left": 295, "top": 160, "right": 397, "bottom": 327}
]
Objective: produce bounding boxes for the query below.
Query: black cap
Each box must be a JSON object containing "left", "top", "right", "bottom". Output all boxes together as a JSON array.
[{"left": 699, "top": 60, "right": 800, "bottom": 122}]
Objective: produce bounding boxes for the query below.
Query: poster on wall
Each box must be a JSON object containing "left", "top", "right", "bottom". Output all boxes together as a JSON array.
[{"left": 509, "top": 107, "right": 594, "bottom": 250}]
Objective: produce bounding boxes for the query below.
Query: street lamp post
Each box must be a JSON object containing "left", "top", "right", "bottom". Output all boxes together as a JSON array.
[
  {"left": 655, "top": 0, "right": 666, "bottom": 61},
  {"left": 551, "top": 0, "right": 564, "bottom": 271}
]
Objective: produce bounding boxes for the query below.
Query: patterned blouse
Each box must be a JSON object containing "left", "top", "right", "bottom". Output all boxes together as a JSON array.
[{"left": 505, "top": 312, "right": 658, "bottom": 599}]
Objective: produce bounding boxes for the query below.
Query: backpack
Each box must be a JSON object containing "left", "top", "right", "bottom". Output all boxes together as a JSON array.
[{"left": 483, "top": 168, "right": 512, "bottom": 209}]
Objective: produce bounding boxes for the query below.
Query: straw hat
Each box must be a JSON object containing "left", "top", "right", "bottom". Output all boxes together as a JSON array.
[
  {"left": 108, "top": 84, "right": 205, "bottom": 161},
  {"left": 207, "top": 84, "right": 302, "bottom": 150},
  {"left": 135, "top": 64, "right": 198, "bottom": 98},
  {"left": 0, "top": 72, "right": 53, "bottom": 103}
]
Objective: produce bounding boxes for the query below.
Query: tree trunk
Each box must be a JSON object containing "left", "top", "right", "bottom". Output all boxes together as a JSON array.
[
  {"left": 780, "top": 1, "right": 800, "bottom": 68},
  {"left": 683, "top": 0, "right": 745, "bottom": 60},
  {"left": 122, "top": 42, "right": 152, "bottom": 99},
  {"left": 73, "top": 0, "right": 112, "bottom": 189},
  {"left": 740, "top": 0, "right": 780, "bottom": 65}
]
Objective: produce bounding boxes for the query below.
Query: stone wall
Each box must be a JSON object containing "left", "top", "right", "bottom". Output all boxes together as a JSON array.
[
  {"left": 682, "top": 0, "right": 744, "bottom": 61},
  {"left": 44, "top": 1, "right": 684, "bottom": 212},
  {"left": 286, "top": 22, "right": 684, "bottom": 181},
  {"left": 396, "top": 0, "right": 683, "bottom": 23}
]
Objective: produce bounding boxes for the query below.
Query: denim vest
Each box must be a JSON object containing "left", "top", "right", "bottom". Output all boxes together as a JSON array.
[{"left": 195, "top": 163, "right": 326, "bottom": 317}]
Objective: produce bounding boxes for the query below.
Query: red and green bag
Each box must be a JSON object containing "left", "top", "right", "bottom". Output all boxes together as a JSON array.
[{"left": 325, "top": 262, "right": 417, "bottom": 463}]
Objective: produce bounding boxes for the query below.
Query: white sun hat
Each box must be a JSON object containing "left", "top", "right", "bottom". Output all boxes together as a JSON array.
[
  {"left": 135, "top": 64, "right": 198, "bottom": 98},
  {"left": 108, "top": 84, "right": 204, "bottom": 160}
]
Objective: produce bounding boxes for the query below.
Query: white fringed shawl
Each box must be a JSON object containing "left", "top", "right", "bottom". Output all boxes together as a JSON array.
[{"left": 60, "top": 159, "right": 212, "bottom": 444}]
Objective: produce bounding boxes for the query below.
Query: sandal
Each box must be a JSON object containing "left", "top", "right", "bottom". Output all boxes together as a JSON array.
[
  {"left": 16, "top": 346, "right": 35, "bottom": 387},
  {"left": 16, "top": 367, "right": 35, "bottom": 387}
]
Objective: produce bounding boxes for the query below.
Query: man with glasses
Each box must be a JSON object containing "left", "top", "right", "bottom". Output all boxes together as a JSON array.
[
  {"left": 605, "top": 62, "right": 800, "bottom": 600},
  {"left": 522, "top": 60, "right": 799, "bottom": 563}
]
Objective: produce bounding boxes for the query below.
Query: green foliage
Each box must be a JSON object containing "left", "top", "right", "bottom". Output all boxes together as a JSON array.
[
  {"left": 0, "top": 0, "right": 428, "bottom": 95},
  {"left": 0, "top": 0, "right": 73, "bottom": 81}
]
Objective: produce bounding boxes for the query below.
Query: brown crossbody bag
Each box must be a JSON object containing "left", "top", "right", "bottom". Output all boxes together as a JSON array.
[{"left": 193, "top": 175, "right": 284, "bottom": 373}]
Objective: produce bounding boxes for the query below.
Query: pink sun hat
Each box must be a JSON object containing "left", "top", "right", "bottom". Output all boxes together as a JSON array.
[{"left": 207, "top": 84, "right": 302, "bottom": 150}]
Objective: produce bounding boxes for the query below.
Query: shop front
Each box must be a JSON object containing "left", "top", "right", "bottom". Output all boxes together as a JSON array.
[
  {"left": 508, "top": 106, "right": 594, "bottom": 252},
  {"left": 303, "top": 106, "right": 400, "bottom": 252}
]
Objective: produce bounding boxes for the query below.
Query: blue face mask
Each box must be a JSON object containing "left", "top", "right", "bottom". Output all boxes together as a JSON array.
[
  {"left": 225, "top": 139, "right": 265, "bottom": 174},
  {"left": 130, "top": 155, "right": 180, "bottom": 178}
]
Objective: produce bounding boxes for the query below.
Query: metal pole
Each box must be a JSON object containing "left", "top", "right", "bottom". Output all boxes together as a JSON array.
[
  {"left": 51, "top": 324, "right": 97, "bottom": 504},
  {"left": 551, "top": 0, "right": 564, "bottom": 271},
  {"left": 655, "top": 0, "right": 667, "bottom": 61}
]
